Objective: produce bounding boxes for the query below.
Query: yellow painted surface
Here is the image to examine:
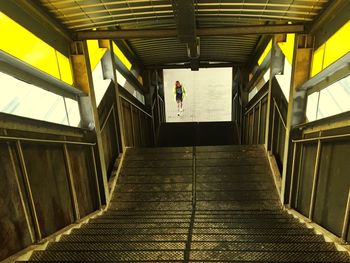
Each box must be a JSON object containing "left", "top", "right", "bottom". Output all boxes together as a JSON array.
[
  {"left": 278, "top": 34, "right": 295, "bottom": 65},
  {"left": 137, "top": 75, "right": 143, "bottom": 85},
  {"left": 311, "top": 44, "right": 325, "bottom": 77},
  {"left": 323, "top": 20, "right": 350, "bottom": 68},
  {"left": 113, "top": 43, "right": 132, "bottom": 70},
  {"left": 87, "top": 40, "right": 107, "bottom": 71},
  {"left": 258, "top": 40, "right": 272, "bottom": 65},
  {"left": 311, "top": 19, "right": 350, "bottom": 76},
  {"left": 56, "top": 51, "right": 73, "bottom": 85},
  {"left": 0, "top": 12, "right": 73, "bottom": 85}
]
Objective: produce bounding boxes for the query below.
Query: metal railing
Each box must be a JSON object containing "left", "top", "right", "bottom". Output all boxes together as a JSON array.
[
  {"left": 0, "top": 132, "right": 101, "bottom": 244},
  {"left": 289, "top": 124, "right": 350, "bottom": 242}
]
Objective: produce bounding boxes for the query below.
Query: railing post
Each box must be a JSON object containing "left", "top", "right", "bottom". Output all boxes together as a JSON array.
[
  {"left": 70, "top": 41, "right": 109, "bottom": 204},
  {"left": 90, "top": 146, "right": 102, "bottom": 207},
  {"left": 288, "top": 142, "right": 298, "bottom": 207},
  {"left": 308, "top": 138, "right": 322, "bottom": 220},
  {"left": 63, "top": 144, "right": 80, "bottom": 220},
  {"left": 7, "top": 142, "right": 36, "bottom": 243},
  {"left": 16, "top": 141, "right": 42, "bottom": 241},
  {"left": 270, "top": 101, "right": 276, "bottom": 151},
  {"left": 341, "top": 188, "right": 350, "bottom": 242},
  {"left": 257, "top": 100, "right": 262, "bottom": 144},
  {"left": 264, "top": 35, "right": 285, "bottom": 151},
  {"left": 280, "top": 34, "right": 313, "bottom": 204}
]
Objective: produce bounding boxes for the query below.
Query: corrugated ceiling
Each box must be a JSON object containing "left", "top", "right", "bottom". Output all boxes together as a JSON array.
[{"left": 37, "top": 0, "right": 330, "bottom": 67}]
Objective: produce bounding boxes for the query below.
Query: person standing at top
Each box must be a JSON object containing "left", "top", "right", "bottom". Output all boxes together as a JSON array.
[{"left": 174, "top": 80, "right": 186, "bottom": 116}]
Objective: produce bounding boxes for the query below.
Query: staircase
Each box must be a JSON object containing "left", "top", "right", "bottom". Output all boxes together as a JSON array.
[{"left": 21, "top": 145, "right": 349, "bottom": 262}]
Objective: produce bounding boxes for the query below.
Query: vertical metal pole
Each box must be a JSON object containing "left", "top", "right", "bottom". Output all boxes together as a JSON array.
[
  {"left": 63, "top": 144, "right": 80, "bottom": 220},
  {"left": 90, "top": 146, "right": 102, "bottom": 208},
  {"left": 109, "top": 43, "right": 126, "bottom": 151},
  {"left": 130, "top": 104, "right": 135, "bottom": 147},
  {"left": 138, "top": 110, "right": 144, "bottom": 146},
  {"left": 341, "top": 188, "right": 350, "bottom": 242},
  {"left": 16, "top": 141, "right": 42, "bottom": 241},
  {"left": 295, "top": 144, "right": 304, "bottom": 207},
  {"left": 63, "top": 97, "right": 71, "bottom": 126},
  {"left": 111, "top": 106, "right": 121, "bottom": 153},
  {"left": 288, "top": 142, "right": 297, "bottom": 207},
  {"left": 257, "top": 100, "right": 262, "bottom": 144},
  {"left": 309, "top": 139, "right": 322, "bottom": 220},
  {"left": 270, "top": 101, "right": 276, "bottom": 152},
  {"left": 250, "top": 108, "right": 255, "bottom": 145},
  {"left": 8, "top": 143, "right": 36, "bottom": 243}
]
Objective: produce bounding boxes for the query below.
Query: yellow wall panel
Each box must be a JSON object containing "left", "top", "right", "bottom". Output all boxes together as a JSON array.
[
  {"left": 311, "top": 19, "right": 350, "bottom": 76},
  {"left": 311, "top": 44, "right": 325, "bottom": 77},
  {"left": 56, "top": 51, "right": 73, "bottom": 85},
  {"left": 113, "top": 43, "right": 132, "bottom": 70},
  {"left": 323, "top": 20, "right": 350, "bottom": 69},
  {"left": 87, "top": 40, "right": 107, "bottom": 71},
  {"left": 258, "top": 40, "right": 272, "bottom": 66},
  {"left": 0, "top": 12, "right": 74, "bottom": 85},
  {"left": 278, "top": 34, "right": 295, "bottom": 65}
]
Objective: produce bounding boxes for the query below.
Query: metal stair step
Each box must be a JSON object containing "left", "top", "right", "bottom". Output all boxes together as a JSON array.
[
  {"left": 115, "top": 183, "right": 192, "bottom": 192},
  {"left": 29, "top": 250, "right": 184, "bottom": 261},
  {"left": 121, "top": 167, "right": 192, "bottom": 175},
  {"left": 60, "top": 234, "right": 188, "bottom": 242},
  {"left": 46, "top": 241, "right": 186, "bottom": 251},
  {"left": 192, "top": 227, "right": 315, "bottom": 235},
  {"left": 190, "top": 241, "right": 338, "bottom": 251},
  {"left": 189, "top": 250, "right": 350, "bottom": 262},
  {"left": 70, "top": 227, "right": 189, "bottom": 235},
  {"left": 191, "top": 234, "right": 326, "bottom": 242},
  {"left": 192, "top": 222, "right": 306, "bottom": 229},
  {"left": 108, "top": 201, "right": 192, "bottom": 211},
  {"left": 111, "top": 192, "right": 192, "bottom": 202},
  {"left": 119, "top": 175, "right": 192, "bottom": 183},
  {"left": 81, "top": 222, "right": 190, "bottom": 229}
]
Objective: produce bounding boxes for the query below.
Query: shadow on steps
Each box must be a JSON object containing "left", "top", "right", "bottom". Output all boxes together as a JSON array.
[{"left": 157, "top": 122, "right": 239, "bottom": 147}]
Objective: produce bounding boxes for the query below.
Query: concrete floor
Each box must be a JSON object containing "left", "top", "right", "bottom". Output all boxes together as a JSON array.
[{"left": 163, "top": 68, "right": 232, "bottom": 123}]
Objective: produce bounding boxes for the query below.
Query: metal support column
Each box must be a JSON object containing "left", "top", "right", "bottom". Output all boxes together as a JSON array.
[
  {"left": 70, "top": 41, "right": 109, "bottom": 203},
  {"left": 264, "top": 35, "right": 285, "bottom": 151},
  {"left": 280, "top": 34, "right": 313, "bottom": 204}
]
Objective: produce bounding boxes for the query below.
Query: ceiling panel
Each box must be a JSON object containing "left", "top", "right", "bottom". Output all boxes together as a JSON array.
[{"left": 37, "top": 0, "right": 331, "bottom": 66}]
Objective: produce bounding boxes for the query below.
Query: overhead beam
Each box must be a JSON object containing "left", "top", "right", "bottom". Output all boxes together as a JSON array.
[
  {"left": 172, "top": 0, "right": 196, "bottom": 43},
  {"left": 75, "top": 24, "right": 305, "bottom": 40},
  {"left": 145, "top": 62, "right": 239, "bottom": 70},
  {"left": 308, "top": 0, "right": 349, "bottom": 35}
]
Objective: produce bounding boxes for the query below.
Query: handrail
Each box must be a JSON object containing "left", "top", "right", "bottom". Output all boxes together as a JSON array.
[
  {"left": 120, "top": 95, "right": 152, "bottom": 118},
  {"left": 100, "top": 104, "right": 115, "bottom": 132},
  {"left": 292, "top": 133, "right": 350, "bottom": 143},
  {"left": 0, "top": 135, "right": 96, "bottom": 146},
  {"left": 273, "top": 97, "right": 287, "bottom": 129},
  {"left": 245, "top": 91, "right": 268, "bottom": 115}
]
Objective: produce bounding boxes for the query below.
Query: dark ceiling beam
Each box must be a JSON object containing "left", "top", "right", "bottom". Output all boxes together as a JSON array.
[
  {"left": 307, "top": 0, "right": 349, "bottom": 35},
  {"left": 172, "top": 0, "right": 199, "bottom": 70},
  {"left": 145, "top": 62, "right": 240, "bottom": 70},
  {"left": 75, "top": 24, "right": 305, "bottom": 40}
]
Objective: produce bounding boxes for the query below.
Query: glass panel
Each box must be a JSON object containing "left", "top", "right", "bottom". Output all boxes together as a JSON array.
[
  {"left": 275, "top": 58, "right": 292, "bottom": 101},
  {"left": 0, "top": 72, "right": 69, "bottom": 125},
  {"left": 248, "top": 88, "right": 258, "bottom": 101},
  {"left": 116, "top": 69, "right": 145, "bottom": 105},
  {"left": 92, "top": 61, "right": 111, "bottom": 106},
  {"left": 64, "top": 98, "right": 81, "bottom": 127},
  {"left": 317, "top": 74, "right": 350, "bottom": 119},
  {"left": 306, "top": 92, "right": 319, "bottom": 122}
]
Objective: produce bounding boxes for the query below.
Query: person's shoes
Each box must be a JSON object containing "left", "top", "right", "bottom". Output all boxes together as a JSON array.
[
  {"left": 177, "top": 112, "right": 180, "bottom": 116},
  {"left": 180, "top": 108, "right": 183, "bottom": 112}
]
